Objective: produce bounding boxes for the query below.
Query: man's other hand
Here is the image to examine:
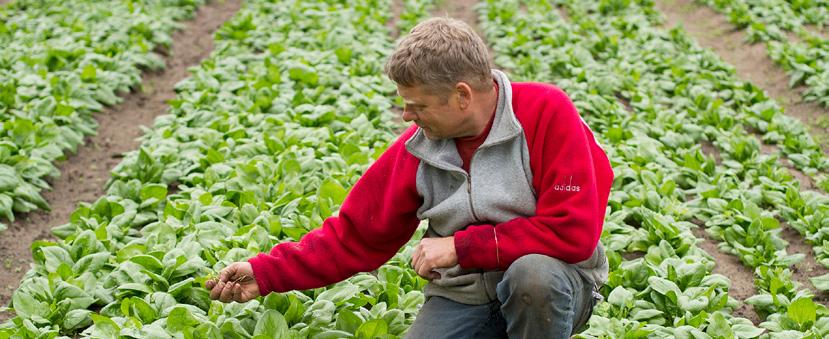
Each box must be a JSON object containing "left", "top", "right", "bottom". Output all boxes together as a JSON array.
[
  {"left": 205, "top": 262, "right": 260, "bottom": 303},
  {"left": 411, "top": 236, "right": 458, "bottom": 280}
]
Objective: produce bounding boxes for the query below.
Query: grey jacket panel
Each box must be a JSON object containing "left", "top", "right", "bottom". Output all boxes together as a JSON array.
[{"left": 405, "top": 70, "right": 607, "bottom": 305}]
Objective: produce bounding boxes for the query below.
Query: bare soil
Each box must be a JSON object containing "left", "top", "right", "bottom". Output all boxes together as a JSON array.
[
  {"left": 387, "top": 0, "right": 406, "bottom": 39},
  {"left": 751, "top": 134, "right": 816, "bottom": 190},
  {"left": 431, "top": 0, "right": 479, "bottom": 30},
  {"left": 692, "top": 228, "right": 761, "bottom": 324},
  {"left": 431, "top": 0, "right": 496, "bottom": 67},
  {"left": 780, "top": 224, "right": 829, "bottom": 304},
  {"left": 700, "top": 140, "right": 722, "bottom": 164},
  {"left": 654, "top": 0, "right": 829, "bottom": 155},
  {"left": 0, "top": 0, "right": 242, "bottom": 322},
  {"left": 803, "top": 25, "right": 828, "bottom": 41}
]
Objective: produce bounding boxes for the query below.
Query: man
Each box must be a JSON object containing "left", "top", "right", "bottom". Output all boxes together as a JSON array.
[{"left": 206, "top": 17, "right": 613, "bottom": 338}]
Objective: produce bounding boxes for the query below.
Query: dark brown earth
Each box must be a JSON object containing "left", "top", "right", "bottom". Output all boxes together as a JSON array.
[
  {"left": 0, "top": 0, "right": 242, "bottom": 322},
  {"left": 692, "top": 227, "right": 761, "bottom": 324},
  {"left": 654, "top": 0, "right": 829, "bottom": 156},
  {"left": 780, "top": 224, "right": 829, "bottom": 304}
]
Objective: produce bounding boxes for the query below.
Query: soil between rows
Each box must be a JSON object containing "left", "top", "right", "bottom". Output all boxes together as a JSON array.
[
  {"left": 655, "top": 0, "right": 825, "bottom": 192},
  {"left": 692, "top": 228, "right": 761, "bottom": 324},
  {"left": 656, "top": 0, "right": 829, "bottom": 307},
  {"left": 655, "top": 0, "right": 829, "bottom": 155},
  {"left": 0, "top": 0, "right": 242, "bottom": 322}
]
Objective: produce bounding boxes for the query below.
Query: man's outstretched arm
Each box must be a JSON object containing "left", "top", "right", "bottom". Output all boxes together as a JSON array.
[{"left": 239, "top": 127, "right": 422, "bottom": 296}]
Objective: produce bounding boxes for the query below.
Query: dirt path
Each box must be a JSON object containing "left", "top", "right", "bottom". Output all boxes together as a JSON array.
[
  {"left": 692, "top": 227, "right": 761, "bottom": 323},
  {"left": 431, "top": 0, "right": 479, "bottom": 29},
  {"left": 0, "top": 0, "right": 242, "bottom": 322},
  {"left": 387, "top": 0, "right": 406, "bottom": 39},
  {"left": 654, "top": 0, "right": 829, "bottom": 155},
  {"left": 431, "top": 0, "right": 496, "bottom": 68},
  {"left": 781, "top": 224, "right": 829, "bottom": 304}
]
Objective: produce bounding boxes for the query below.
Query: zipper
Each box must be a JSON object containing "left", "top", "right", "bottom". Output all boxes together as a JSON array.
[
  {"left": 407, "top": 128, "right": 522, "bottom": 225},
  {"left": 466, "top": 151, "right": 481, "bottom": 223},
  {"left": 464, "top": 135, "right": 514, "bottom": 223}
]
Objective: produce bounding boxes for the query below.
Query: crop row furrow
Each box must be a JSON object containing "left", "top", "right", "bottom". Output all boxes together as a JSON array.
[{"left": 0, "top": 0, "right": 207, "bottom": 231}]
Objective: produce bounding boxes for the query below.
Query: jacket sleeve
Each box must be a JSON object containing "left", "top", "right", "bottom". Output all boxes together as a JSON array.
[
  {"left": 248, "top": 127, "right": 422, "bottom": 294},
  {"left": 453, "top": 88, "right": 613, "bottom": 271}
]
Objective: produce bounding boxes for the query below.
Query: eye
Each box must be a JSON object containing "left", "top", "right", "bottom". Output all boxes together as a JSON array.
[{"left": 405, "top": 104, "right": 424, "bottom": 114}]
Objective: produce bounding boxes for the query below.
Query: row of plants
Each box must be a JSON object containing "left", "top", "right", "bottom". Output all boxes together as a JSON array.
[
  {"left": 784, "top": 0, "right": 829, "bottom": 27},
  {"left": 696, "top": 0, "right": 829, "bottom": 108},
  {"left": 643, "top": 0, "right": 829, "bottom": 295},
  {"left": 0, "top": 0, "right": 440, "bottom": 337},
  {"left": 479, "top": 0, "right": 829, "bottom": 337},
  {"left": 701, "top": 0, "right": 829, "bottom": 193},
  {"left": 0, "top": 0, "right": 205, "bottom": 232}
]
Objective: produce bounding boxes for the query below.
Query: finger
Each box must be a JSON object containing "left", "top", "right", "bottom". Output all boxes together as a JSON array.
[
  {"left": 411, "top": 244, "right": 423, "bottom": 270},
  {"left": 205, "top": 279, "right": 215, "bottom": 290},
  {"left": 421, "top": 267, "right": 435, "bottom": 280},
  {"left": 219, "top": 281, "right": 235, "bottom": 302},
  {"left": 210, "top": 281, "right": 225, "bottom": 300},
  {"left": 219, "top": 264, "right": 238, "bottom": 283},
  {"left": 415, "top": 260, "right": 431, "bottom": 279},
  {"left": 412, "top": 253, "right": 423, "bottom": 275},
  {"left": 411, "top": 251, "right": 419, "bottom": 271},
  {"left": 232, "top": 283, "right": 243, "bottom": 302}
]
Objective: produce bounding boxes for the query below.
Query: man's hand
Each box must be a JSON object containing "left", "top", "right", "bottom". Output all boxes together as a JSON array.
[
  {"left": 411, "top": 236, "right": 458, "bottom": 280},
  {"left": 205, "top": 262, "right": 260, "bottom": 303}
]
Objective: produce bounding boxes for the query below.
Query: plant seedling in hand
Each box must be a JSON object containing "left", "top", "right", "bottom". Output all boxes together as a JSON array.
[{"left": 205, "top": 262, "right": 260, "bottom": 303}]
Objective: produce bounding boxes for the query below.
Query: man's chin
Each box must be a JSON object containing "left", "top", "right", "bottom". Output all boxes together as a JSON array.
[{"left": 421, "top": 129, "right": 445, "bottom": 140}]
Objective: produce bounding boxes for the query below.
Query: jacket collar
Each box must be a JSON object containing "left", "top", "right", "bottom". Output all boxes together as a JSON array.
[{"left": 405, "top": 69, "right": 523, "bottom": 172}]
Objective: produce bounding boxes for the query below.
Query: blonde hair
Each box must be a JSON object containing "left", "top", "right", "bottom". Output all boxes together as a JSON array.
[{"left": 384, "top": 17, "right": 493, "bottom": 96}]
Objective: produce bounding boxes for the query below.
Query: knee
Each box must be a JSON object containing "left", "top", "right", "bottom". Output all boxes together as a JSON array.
[{"left": 498, "top": 254, "right": 573, "bottom": 304}]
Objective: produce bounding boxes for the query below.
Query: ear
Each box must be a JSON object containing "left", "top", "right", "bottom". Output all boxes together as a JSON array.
[{"left": 455, "top": 82, "right": 473, "bottom": 110}]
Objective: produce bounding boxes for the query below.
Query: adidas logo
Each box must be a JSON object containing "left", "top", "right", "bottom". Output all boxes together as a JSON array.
[{"left": 554, "top": 176, "right": 580, "bottom": 192}]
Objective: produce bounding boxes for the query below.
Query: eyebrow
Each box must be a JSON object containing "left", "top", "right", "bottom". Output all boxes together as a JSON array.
[
  {"left": 400, "top": 97, "right": 422, "bottom": 105},
  {"left": 397, "top": 91, "right": 424, "bottom": 106}
]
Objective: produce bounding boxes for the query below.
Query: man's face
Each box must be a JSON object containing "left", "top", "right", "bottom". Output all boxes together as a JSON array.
[{"left": 397, "top": 85, "right": 467, "bottom": 140}]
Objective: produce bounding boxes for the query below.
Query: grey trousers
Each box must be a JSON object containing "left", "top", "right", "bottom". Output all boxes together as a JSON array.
[{"left": 404, "top": 254, "right": 597, "bottom": 339}]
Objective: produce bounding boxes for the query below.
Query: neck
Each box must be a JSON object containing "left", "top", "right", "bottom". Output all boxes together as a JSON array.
[{"left": 468, "top": 83, "right": 498, "bottom": 137}]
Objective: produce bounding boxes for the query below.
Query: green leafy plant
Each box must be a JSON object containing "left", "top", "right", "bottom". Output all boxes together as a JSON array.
[{"left": 0, "top": 0, "right": 206, "bottom": 228}]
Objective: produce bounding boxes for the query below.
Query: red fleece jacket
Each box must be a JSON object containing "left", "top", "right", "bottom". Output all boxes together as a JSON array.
[{"left": 248, "top": 83, "right": 613, "bottom": 294}]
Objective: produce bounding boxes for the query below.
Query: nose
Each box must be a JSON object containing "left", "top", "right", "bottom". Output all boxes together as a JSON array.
[{"left": 401, "top": 105, "right": 416, "bottom": 122}]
